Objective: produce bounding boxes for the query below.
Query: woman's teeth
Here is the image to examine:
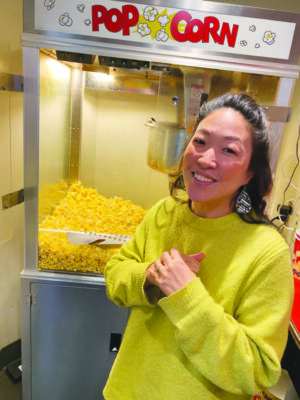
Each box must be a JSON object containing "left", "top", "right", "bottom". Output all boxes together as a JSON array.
[{"left": 193, "top": 172, "right": 214, "bottom": 183}]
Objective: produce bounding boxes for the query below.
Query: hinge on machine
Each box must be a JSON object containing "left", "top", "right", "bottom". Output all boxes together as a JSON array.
[
  {"left": 0, "top": 73, "right": 23, "bottom": 92},
  {"left": 2, "top": 188, "right": 24, "bottom": 210},
  {"left": 25, "top": 294, "right": 36, "bottom": 305}
]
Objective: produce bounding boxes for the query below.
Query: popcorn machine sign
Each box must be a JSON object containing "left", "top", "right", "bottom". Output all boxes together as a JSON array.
[
  {"left": 36, "top": 0, "right": 296, "bottom": 60},
  {"left": 91, "top": 5, "right": 238, "bottom": 47}
]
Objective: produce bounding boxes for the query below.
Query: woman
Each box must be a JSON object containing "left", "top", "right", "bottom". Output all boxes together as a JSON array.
[{"left": 103, "top": 93, "right": 294, "bottom": 400}]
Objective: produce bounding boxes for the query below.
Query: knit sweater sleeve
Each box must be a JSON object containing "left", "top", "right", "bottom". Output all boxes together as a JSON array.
[
  {"left": 104, "top": 200, "right": 163, "bottom": 308},
  {"left": 158, "top": 244, "right": 294, "bottom": 395}
]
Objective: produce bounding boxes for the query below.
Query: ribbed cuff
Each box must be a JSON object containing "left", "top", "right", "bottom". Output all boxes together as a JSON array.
[
  {"left": 132, "top": 262, "right": 159, "bottom": 306},
  {"left": 158, "top": 278, "right": 209, "bottom": 324}
]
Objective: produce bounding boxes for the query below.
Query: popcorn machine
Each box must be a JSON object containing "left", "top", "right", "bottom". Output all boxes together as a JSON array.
[{"left": 21, "top": 1, "right": 300, "bottom": 399}]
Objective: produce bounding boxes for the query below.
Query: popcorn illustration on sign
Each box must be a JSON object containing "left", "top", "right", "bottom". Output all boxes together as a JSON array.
[
  {"left": 44, "top": 0, "right": 55, "bottom": 11},
  {"left": 59, "top": 12, "right": 73, "bottom": 27},
  {"left": 155, "top": 28, "right": 168, "bottom": 42},
  {"left": 249, "top": 25, "right": 256, "bottom": 32},
  {"left": 137, "top": 23, "right": 151, "bottom": 36},
  {"left": 158, "top": 15, "right": 169, "bottom": 27},
  {"left": 77, "top": 3, "right": 85, "bottom": 13},
  {"left": 143, "top": 6, "right": 158, "bottom": 22},
  {"left": 240, "top": 40, "right": 247, "bottom": 46},
  {"left": 84, "top": 19, "right": 92, "bottom": 26},
  {"left": 263, "top": 31, "right": 276, "bottom": 45}
]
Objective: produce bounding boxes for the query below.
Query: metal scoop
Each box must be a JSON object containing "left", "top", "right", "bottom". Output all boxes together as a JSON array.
[{"left": 39, "top": 228, "right": 131, "bottom": 245}]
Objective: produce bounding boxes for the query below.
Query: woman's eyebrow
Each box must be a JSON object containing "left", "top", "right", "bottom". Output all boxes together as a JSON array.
[
  {"left": 222, "top": 135, "right": 242, "bottom": 143},
  {"left": 196, "top": 129, "right": 242, "bottom": 143},
  {"left": 195, "top": 128, "right": 210, "bottom": 136}
]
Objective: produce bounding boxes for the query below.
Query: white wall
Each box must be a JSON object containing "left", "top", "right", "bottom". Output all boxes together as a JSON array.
[
  {"left": 0, "top": 1, "right": 24, "bottom": 349},
  {"left": 270, "top": 76, "right": 300, "bottom": 248}
]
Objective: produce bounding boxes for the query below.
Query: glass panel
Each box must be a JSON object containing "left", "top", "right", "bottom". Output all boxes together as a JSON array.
[
  {"left": 39, "top": 52, "right": 72, "bottom": 188},
  {"left": 0, "top": 90, "right": 16, "bottom": 244},
  {"left": 37, "top": 50, "right": 279, "bottom": 275}
]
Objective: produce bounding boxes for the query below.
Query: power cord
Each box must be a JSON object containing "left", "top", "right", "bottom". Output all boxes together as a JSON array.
[
  {"left": 282, "top": 125, "right": 300, "bottom": 205},
  {"left": 274, "top": 125, "right": 300, "bottom": 231}
]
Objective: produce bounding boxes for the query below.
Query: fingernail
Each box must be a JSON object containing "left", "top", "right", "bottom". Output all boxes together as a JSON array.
[{"left": 191, "top": 252, "right": 204, "bottom": 261}]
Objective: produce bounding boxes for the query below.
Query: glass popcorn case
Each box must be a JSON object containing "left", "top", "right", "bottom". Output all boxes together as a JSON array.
[
  {"left": 21, "top": 1, "right": 300, "bottom": 399},
  {"left": 36, "top": 49, "right": 286, "bottom": 276}
]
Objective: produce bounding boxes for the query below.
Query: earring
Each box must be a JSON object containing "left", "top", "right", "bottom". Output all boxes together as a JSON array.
[{"left": 235, "top": 186, "right": 252, "bottom": 214}]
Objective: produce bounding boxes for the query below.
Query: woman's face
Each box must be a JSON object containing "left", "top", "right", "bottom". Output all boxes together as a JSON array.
[{"left": 183, "top": 107, "right": 253, "bottom": 218}]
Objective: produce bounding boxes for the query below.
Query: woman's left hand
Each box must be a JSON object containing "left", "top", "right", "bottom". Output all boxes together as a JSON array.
[{"left": 149, "top": 248, "right": 204, "bottom": 296}]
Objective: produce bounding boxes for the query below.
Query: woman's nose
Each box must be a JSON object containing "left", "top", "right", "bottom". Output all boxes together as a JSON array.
[{"left": 197, "top": 148, "right": 217, "bottom": 168}]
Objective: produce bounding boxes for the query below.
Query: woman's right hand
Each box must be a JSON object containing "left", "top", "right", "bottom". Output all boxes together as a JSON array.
[{"left": 144, "top": 251, "right": 204, "bottom": 290}]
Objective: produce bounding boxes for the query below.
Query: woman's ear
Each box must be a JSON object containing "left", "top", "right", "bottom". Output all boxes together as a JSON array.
[{"left": 245, "top": 170, "right": 254, "bottom": 184}]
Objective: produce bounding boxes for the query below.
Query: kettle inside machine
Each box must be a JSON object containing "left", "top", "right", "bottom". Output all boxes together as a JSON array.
[{"left": 145, "top": 64, "right": 211, "bottom": 174}]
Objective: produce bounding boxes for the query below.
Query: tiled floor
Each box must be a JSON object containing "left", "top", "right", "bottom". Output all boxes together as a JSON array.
[{"left": 0, "top": 368, "right": 22, "bottom": 400}]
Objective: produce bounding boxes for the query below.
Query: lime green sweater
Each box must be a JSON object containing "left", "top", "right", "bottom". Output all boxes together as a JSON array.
[{"left": 103, "top": 197, "right": 293, "bottom": 400}]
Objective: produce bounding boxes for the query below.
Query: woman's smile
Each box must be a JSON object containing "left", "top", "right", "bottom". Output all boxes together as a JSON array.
[{"left": 192, "top": 172, "right": 217, "bottom": 184}]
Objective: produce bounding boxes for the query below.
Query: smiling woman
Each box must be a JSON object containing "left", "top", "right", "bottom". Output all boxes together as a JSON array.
[
  {"left": 183, "top": 107, "right": 253, "bottom": 218},
  {"left": 103, "top": 93, "right": 293, "bottom": 400},
  {"left": 171, "top": 93, "right": 272, "bottom": 224}
]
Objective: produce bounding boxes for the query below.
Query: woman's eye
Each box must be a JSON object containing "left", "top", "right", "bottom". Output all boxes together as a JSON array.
[
  {"left": 194, "top": 138, "right": 205, "bottom": 145},
  {"left": 224, "top": 147, "right": 236, "bottom": 155}
]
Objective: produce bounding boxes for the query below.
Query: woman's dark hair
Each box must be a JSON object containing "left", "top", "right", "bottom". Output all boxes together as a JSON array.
[{"left": 169, "top": 93, "right": 272, "bottom": 224}]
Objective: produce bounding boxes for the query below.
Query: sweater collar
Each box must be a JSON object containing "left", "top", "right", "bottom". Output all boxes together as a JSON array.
[{"left": 181, "top": 200, "right": 242, "bottom": 231}]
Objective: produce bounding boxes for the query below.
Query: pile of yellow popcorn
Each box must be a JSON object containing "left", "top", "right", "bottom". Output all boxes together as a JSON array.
[{"left": 38, "top": 181, "right": 146, "bottom": 274}]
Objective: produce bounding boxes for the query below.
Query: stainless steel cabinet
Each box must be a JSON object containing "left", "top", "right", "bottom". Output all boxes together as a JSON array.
[{"left": 21, "top": 273, "right": 129, "bottom": 400}]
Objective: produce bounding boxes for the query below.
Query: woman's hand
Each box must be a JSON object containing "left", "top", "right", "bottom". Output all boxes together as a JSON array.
[
  {"left": 144, "top": 262, "right": 158, "bottom": 289},
  {"left": 145, "top": 248, "right": 204, "bottom": 296}
]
